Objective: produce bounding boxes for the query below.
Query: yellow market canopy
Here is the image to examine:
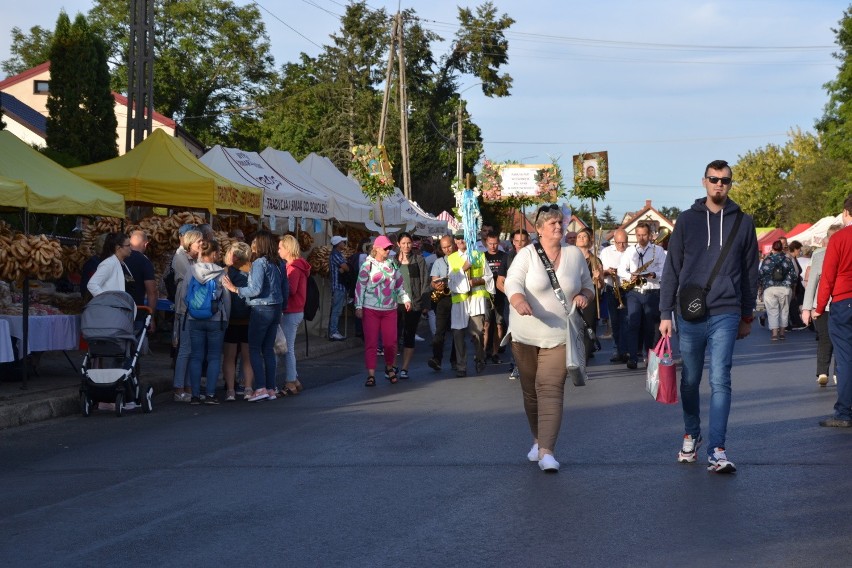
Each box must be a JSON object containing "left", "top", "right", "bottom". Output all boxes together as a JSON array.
[
  {"left": 0, "top": 131, "right": 125, "bottom": 217},
  {"left": 72, "top": 129, "right": 261, "bottom": 215}
]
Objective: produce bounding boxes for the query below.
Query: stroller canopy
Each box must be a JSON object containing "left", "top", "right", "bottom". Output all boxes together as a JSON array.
[{"left": 81, "top": 291, "right": 138, "bottom": 343}]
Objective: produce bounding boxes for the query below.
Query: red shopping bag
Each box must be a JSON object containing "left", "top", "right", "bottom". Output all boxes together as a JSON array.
[{"left": 646, "top": 336, "right": 678, "bottom": 404}]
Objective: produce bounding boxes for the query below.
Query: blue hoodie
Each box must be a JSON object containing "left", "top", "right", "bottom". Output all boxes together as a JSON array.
[{"left": 660, "top": 197, "right": 759, "bottom": 320}]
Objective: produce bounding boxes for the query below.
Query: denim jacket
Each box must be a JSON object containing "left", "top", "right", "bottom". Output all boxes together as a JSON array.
[{"left": 238, "top": 257, "right": 283, "bottom": 306}]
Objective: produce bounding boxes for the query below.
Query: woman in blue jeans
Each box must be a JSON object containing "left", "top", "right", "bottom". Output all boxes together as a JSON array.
[
  {"left": 222, "top": 230, "right": 284, "bottom": 402},
  {"left": 279, "top": 234, "right": 310, "bottom": 395},
  {"left": 186, "top": 240, "right": 231, "bottom": 404}
]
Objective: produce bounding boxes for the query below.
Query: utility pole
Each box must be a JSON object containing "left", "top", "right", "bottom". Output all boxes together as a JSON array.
[
  {"left": 456, "top": 100, "right": 464, "bottom": 182},
  {"left": 396, "top": 13, "right": 412, "bottom": 200},
  {"left": 126, "top": 0, "right": 154, "bottom": 152}
]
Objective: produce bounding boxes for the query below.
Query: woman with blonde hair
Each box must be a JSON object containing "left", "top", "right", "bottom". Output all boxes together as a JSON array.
[
  {"left": 171, "top": 228, "right": 204, "bottom": 402},
  {"left": 279, "top": 234, "right": 311, "bottom": 395},
  {"left": 222, "top": 230, "right": 285, "bottom": 401},
  {"left": 222, "top": 241, "right": 253, "bottom": 401},
  {"left": 505, "top": 204, "right": 594, "bottom": 472}
]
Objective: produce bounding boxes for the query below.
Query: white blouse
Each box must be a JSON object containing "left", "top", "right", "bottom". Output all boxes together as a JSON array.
[{"left": 504, "top": 244, "right": 593, "bottom": 349}]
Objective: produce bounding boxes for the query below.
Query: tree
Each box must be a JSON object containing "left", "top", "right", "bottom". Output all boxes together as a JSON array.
[
  {"left": 0, "top": 104, "right": 5, "bottom": 130},
  {"left": 1, "top": 25, "right": 53, "bottom": 75},
  {"left": 657, "top": 206, "right": 681, "bottom": 222},
  {"left": 815, "top": 6, "right": 852, "bottom": 210},
  {"left": 46, "top": 12, "right": 117, "bottom": 165},
  {"left": 85, "top": 0, "right": 276, "bottom": 147},
  {"left": 599, "top": 205, "right": 618, "bottom": 229}
]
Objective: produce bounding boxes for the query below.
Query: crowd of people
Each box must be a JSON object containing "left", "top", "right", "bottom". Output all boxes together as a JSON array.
[{"left": 77, "top": 161, "right": 852, "bottom": 474}]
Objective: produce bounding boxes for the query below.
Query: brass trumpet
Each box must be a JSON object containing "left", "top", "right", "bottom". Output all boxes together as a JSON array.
[{"left": 430, "top": 278, "right": 451, "bottom": 302}]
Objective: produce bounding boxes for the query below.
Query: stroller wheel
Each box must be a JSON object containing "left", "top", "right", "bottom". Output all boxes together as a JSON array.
[
  {"left": 115, "top": 391, "right": 124, "bottom": 417},
  {"left": 141, "top": 383, "right": 154, "bottom": 413},
  {"left": 80, "top": 393, "right": 92, "bottom": 417}
]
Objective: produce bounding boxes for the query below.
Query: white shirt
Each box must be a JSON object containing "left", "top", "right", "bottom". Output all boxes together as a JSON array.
[
  {"left": 599, "top": 245, "right": 626, "bottom": 287},
  {"left": 504, "top": 244, "right": 593, "bottom": 348},
  {"left": 87, "top": 255, "right": 129, "bottom": 297},
  {"left": 617, "top": 243, "right": 667, "bottom": 291}
]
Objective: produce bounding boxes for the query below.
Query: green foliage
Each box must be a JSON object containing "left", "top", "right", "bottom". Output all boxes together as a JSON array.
[
  {"left": 731, "top": 129, "right": 829, "bottom": 227},
  {"left": 45, "top": 12, "right": 117, "bottom": 165},
  {"left": 599, "top": 205, "right": 618, "bottom": 229},
  {"left": 442, "top": 2, "right": 514, "bottom": 97},
  {"left": 86, "top": 0, "right": 276, "bottom": 147},
  {"left": 0, "top": 105, "right": 6, "bottom": 130},
  {"left": 1, "top": 25, "right": 53, "bottom": 75},
  {"left": 657, "top": 206, "right": 681, "bottom": 222}
]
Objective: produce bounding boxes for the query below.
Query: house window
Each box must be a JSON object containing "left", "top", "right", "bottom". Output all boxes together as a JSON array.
[{"left": 33, "top": 80, "right": 49, "bottom": 94}]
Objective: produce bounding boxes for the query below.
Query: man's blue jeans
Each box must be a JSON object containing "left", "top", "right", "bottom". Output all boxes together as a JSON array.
[
  {"left": 828, "top": 300, "right": 852, "bottom": 421},
  {"left": 677, "top": 312, "right": 740, "bottom": 456},
  {"left": 328, "top": 287, "right": 347, "bottom": 337}
]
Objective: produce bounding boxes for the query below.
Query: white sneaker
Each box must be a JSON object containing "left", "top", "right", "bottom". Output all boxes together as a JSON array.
[
  {"left": 678, "top": 434, "right": 702, "bottom": 463},
  {"left": 414, "top": 334, "right": 425, "bottom": 342},
  {"left": 122, "top": 402, "right": 137, "bottom": 410},
  {"left": 538, "top": 454, "right": 560, "bottom": 472},
  {"left": 329, "top": 332, "right": 345, "bottom": 341},
  {"left": 527, "top": 443, "right": 539, "bottom": 462},
  {"left": 707, "top": 447, "right": 737, "bottom": 473},
  {"left": 248, "top": 388, "right": 269, "bottom": 402}
]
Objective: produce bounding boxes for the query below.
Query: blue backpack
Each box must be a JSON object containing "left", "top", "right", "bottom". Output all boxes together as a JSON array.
[{"left": 187, "top": 277, "right": 220, "bottom": 320}]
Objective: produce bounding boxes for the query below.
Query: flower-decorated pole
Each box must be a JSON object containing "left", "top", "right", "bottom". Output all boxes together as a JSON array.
[{"left": 351, "top": 144, "right": 396, "bottom": 232}]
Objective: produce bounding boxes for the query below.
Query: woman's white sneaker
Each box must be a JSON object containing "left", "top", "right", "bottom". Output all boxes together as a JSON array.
[
  {"left": 538, "top": 454, "right": 560, "bottom": 472},
  {"left": 527, "top": 443, "right": 539, "bottom": 462}
]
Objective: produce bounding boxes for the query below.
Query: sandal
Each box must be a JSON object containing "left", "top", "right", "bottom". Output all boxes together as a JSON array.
[
  {"left": 365, "top": 376, "right": 376, "bottom": 387},
  {"left": 385, "top": 367, "right": 398, "bottom": 384},
  {"left": 294, "top": 379, "right": 304, "bottom": 392},
  {"left": 284, "top": 383, "right": 300, "bottom": 396}
]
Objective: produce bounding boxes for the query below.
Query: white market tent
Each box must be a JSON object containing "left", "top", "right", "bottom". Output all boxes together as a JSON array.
[
  {"left": 792, "top": 213, "right": 844, "bottom": 247},
  {"left": 258, "top": 148, "right": 371, "bottom": 225},
  {"left": 300, "top": 151, "right": 448, "bottom": 235},
  {"left": 200, "top": 145, "right": 332, "bottom": 221},
  {"left": 299, "top": 152, "right": 400, "bottom": 225}
]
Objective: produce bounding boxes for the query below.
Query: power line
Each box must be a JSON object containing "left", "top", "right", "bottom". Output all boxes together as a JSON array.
[
  {"left": 252, "top": 1, "right": 324, "bottom": 49},
  {"left": 477, "top": 133, "right": 791, "bottom": 145}
]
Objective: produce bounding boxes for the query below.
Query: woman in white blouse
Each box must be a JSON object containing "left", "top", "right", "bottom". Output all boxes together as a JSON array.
[
  {"left": 87, "top": 232, "right": 134, "bottom": 297},
  {"left": 504, "top": 205, "right": 594, "bottom": 473}
]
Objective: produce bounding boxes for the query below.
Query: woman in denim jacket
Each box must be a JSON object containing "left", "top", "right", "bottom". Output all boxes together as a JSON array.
[{"left": 222, "top": 230, "right": 284, "bottom": 401}]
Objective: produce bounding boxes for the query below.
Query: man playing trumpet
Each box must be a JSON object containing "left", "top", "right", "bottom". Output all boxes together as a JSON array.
[
  {"left": 617, "top": 222, "right": 667, "bottom": 369},
  {"left": 600, "top": 228, "right": 630, "bottom": 363}
]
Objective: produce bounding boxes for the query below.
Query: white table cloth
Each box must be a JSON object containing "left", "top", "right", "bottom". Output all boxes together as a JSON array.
[
  {"left": 0, "top": 319, "right": 13, "bottom": 363},
  {"left": 0, "top": 315, "right": 81, "bottom": 354}
]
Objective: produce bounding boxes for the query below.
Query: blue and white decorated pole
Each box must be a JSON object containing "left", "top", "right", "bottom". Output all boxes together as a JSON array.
[{"left": 459, "top": 187, "right": 482, "bottom": 262}]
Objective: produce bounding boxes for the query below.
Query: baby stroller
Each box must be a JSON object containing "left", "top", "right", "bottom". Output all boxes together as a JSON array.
[{"left": 79, "top": 291, "right": 154, "bottom": 417}]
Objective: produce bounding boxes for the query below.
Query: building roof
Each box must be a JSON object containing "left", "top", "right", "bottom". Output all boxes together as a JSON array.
[
  {"left": 0, "top": 61, "right": 51, "bottom": 90},
  {"left": 0, "top": 92, "right": 46, "bottom": 136}
]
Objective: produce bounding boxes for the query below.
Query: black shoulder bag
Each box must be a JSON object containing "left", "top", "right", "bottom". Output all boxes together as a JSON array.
[{"left": 678, "top": 210, "right": 743, "bottom": 321}]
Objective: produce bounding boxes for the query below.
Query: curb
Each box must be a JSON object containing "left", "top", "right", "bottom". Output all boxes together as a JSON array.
[{"left": 0, "top": 335, "right": 362, "bottom": 430}]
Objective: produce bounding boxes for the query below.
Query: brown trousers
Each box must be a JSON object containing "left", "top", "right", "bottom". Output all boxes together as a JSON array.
[{"left": 511, "top": 341, "right": 567, "bottom": 452}]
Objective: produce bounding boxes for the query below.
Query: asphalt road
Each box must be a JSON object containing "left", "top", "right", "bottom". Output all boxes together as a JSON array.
[{"left": 1, "top": 327, "right": 851, "bottom": 567}]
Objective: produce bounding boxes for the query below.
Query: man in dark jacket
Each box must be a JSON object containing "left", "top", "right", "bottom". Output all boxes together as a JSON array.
[{"left": 659, "top": 159, "right": 759, "bottom": 474}]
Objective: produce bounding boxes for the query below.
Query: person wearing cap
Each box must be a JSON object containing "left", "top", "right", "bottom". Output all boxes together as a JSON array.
[
  {"left": 448, "top": 231, "right": 495, "bottom": 376},
  {"left": 328, "top": 235, "right": 349, "bottom": 341},
  {"left": 355, "top": 235, "right": 411, "bottom": 386}
]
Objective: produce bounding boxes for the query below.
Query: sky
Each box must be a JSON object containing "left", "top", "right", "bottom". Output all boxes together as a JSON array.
[{"left": 0, "top": 0, "right": 847, "bottom": 219}]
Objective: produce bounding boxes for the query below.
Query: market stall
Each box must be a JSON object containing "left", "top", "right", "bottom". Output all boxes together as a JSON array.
[
  {"left": 0, "top": 131, "right": 125, "bottom": 384},
  {"left": 200, "top": 145, "right": 337, "bottom": 224},
  {"left": 71, "top": 129, "right": 262, "bottom": 216}
]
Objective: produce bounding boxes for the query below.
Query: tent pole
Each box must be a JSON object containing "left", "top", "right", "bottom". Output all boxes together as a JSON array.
[{"left": 21, "top": 208, "right": 29, "bottom": 389}]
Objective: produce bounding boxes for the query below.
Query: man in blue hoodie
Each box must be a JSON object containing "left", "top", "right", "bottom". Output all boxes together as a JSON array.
[{"left": 659, "top": 160, "right": 759, "bottom": 474}]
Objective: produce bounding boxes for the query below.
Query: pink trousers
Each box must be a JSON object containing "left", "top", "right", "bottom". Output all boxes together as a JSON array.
[{"left": 362, "top": 308, "right": 398, "bottom": 371}]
